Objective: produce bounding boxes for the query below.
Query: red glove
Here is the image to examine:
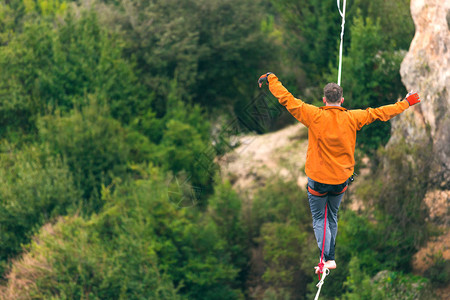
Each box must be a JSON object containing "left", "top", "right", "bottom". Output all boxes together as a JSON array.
[
  {"left": 258, "top": 72, "right": 273, "bottom": 88},
  {"left": 405, "top": 92, "right": 420, "bottom": 106}
]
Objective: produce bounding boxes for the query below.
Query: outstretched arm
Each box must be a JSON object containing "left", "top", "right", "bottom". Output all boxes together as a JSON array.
[
  {"left": 351, "top": 92, "right": 421, "bottom": 130},
  {"left": 259, "top": 73, "right": 318, "bottom": 127}
]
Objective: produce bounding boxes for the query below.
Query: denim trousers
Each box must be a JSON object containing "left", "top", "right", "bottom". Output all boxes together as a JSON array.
[{"left": 307, "top": 178, "right": 346, "bottom": 261}]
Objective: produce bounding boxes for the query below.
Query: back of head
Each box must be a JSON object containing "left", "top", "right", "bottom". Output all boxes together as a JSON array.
[{"left": 324, "top": 83, "right": 343, "bottom": 103}]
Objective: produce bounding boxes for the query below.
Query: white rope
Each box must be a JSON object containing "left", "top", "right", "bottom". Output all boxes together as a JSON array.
[
  {"left": 314, "top": 268, "right": 330, "bottom": 300},
  {"left": 337, "top": 0, "right": 346, "bottom": 86}
]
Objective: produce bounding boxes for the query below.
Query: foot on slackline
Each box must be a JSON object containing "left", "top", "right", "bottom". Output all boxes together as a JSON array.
[{"left": 324, "top": 260, "right": 336, "bottom": 270}]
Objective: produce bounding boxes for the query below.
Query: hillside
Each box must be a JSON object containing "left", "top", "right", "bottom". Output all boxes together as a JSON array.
[{"left": 219, "top": 124, "right": 308, "bottom": 198}]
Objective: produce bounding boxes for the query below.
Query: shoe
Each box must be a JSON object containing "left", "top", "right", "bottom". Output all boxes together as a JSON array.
[{"left": 324, "top": 260, "right": 336, "bottom": 269}]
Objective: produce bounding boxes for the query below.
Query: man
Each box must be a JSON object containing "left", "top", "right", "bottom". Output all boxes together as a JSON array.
[{"left": 258, "top": 72, "right": 420, "bottom": 272}]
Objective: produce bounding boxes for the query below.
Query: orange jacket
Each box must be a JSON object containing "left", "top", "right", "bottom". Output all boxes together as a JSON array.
[{"left": 268, "top": 74, "right": 410, "bottom": 185}]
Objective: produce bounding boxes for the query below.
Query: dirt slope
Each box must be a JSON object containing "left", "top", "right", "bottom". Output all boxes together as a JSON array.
[{"left": 218, "top": 124, "right": 308, "bottom": 198}]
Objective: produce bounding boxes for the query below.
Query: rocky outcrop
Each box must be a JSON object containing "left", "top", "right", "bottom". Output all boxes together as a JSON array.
[
  {"left": 393, "top": 0, "right": 450, "bottom": 232},
  {"left": 395, "top": 1, "right": 449, "bottom": 293},
  {"left": 397, "top": 0, "right": 450, "bottom": 188}
]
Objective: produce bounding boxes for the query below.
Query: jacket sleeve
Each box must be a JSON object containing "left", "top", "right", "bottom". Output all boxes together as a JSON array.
[
  {"left": 268, "top": 74, "right": 318, "bottom": 127},
  {"left": 351, "top": 100, "right": 410, "bottom": 130}
]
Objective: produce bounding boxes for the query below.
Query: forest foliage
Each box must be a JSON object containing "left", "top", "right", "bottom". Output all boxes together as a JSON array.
[{"left": 0, "top": 0, "right": 442, "bottom": 299}]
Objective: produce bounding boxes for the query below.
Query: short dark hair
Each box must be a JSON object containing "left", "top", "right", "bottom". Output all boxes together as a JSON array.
[{"left": 324, "top": 83, "right": 343, "bottom": 103}]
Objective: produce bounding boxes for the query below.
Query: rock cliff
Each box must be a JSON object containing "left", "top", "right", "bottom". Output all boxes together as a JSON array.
[
  {"left": 395, "top": 0, "right": 449, "bottom": 296},
  {"left": 397, "top": 0, "right": 450, "bottom": 188},
  {"left": 396, "top": 0, "right": 449, "bottom": 219}
]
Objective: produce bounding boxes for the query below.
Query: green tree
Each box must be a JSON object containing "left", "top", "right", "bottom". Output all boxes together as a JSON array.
[
  {"left": 338, "top": 257, "right": 435, "bottom": 300},
  {"left": 38, "top": 101, "right": 130, "bottom": 213},
  {"left": 158, "top": 89, "right": 214, "bottom": 190},
  {"left": 350, "top": 0, "right": 414, "bottom": 50},
  {"left": 1, "top": 166, "right": 243, "bottom": 299},
  {"left": 372, "top": 140, "right": 431, "bottom": 271},
  {"left": 0, "top": 8, "right": 148, "bottom": 139},
  {"left": 250, "top": 179, "right": 316, "bottom": 299},
  {"left": 320, "top": 209, "right": 383, "bottom": 297},
  {"left": 0, "top": 3, "right": 15, "bottom": 45},
  {"left": 0, "top": 144, "right": 81, "bottom": 275},
  {"left": 260, "top": 222, "right": 309, "bottom": 300},
  {"left": 46, "top": 10, "right": 147, "bottom": 124},
  {"left": 0, "top": 215, "right": 181, "bottom": 300},
  {"left": 0, "top": 19, "right": 52, "bottom": 138},
  {"left": 269, "top": 0, "right": 343, "bottom": 89},
  {"left": 207, "top": 180, "right": 249, "bottom": 291},
  {"left": 102, "top": 0, "right": 274, "bottom": 121}
]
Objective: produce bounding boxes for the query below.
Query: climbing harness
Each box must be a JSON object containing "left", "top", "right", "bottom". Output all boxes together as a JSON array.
[
  {"left": 349, "top": 172, "right": 357, "bottom": 183},
  {"left": 337, "top": 0, "right": 346, "bottom": 86}
]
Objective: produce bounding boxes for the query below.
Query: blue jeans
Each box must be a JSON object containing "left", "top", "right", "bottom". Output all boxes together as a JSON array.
[{"left": 307, "top": 178, "right": 346, "bottom": 261}]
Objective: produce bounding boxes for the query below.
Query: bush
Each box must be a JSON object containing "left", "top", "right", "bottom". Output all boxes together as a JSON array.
[
  {"left": 0, "top": 8, "right": 147, "bottom": 138},
  {"left": 0, "top": 216, "right": 181, "bottom": 300},
  {"left": 105, "top": 0, "right": 274, "bottom": 113},
  {"left": 338, "top": 256, "right": 436, "bottom": 300},
  {"left": 260, "top": 222, "right": 310, "bottom": 299},
  {"left": 250, "top": 179, "right": 316, "bottom": 299},
  {"left": 251, "top": 178, "right": 311, "bottom": 237},
  {"left": 154, "top": 82, "right": 216, "bottom": 204},
  {"left": 1, "top": 166, "right": 243, "bottom": 299},
  {"left": 316, "top": 209, "right": 382, "bottom": 298},
  {"left": 207, "top": 180, "right": 249, "bottom": 291},
  {"left": 424, "top": 253, "right": 450, "bottom": 288},
  {"left": 372, "top": 140, "right": 432, "bottom": 271},
  {"left": 38, "top": 101, "right": 131, "bottom": 213},
  {"left": 0, "top": 144, "right": 81, "bottom": 276}
]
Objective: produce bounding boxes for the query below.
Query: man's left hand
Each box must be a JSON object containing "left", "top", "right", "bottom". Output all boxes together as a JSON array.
[{"left": 258, "top": 72, "right": 273, "bottom": 88}]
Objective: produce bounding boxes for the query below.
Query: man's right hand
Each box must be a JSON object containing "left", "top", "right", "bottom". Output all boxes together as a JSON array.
[
  {"left": 258, "top": 72, "right": 273, "bottom": 88},
  {"left": 405, "top": 92, "right": 420, "bottom": 106}
]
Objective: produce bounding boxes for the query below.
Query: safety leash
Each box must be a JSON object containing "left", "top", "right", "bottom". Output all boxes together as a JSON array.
[
  {"left": 317, "top": 204, "right": 328, "bottom": 279},
  {"left": 314, "top": 203, "right": 328, "bottom": 299}
]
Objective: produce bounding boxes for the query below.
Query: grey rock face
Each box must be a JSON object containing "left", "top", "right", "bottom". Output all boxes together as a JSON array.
[{"left": 397, "top": 0, "right": 450, "bottom": 187}]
